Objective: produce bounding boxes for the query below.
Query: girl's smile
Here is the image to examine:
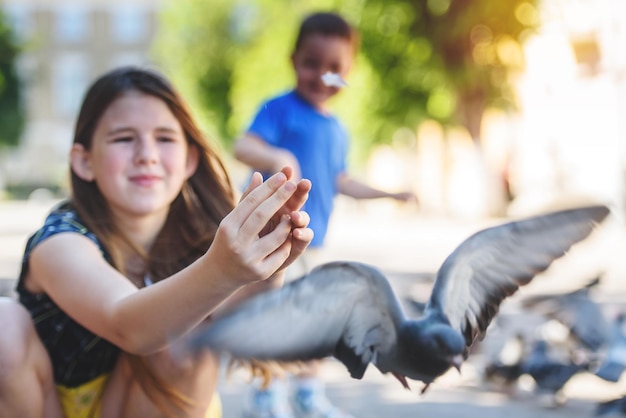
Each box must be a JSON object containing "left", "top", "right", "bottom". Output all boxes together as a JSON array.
[{"left": 128, "top": 174, "right": 163, "bottom": 188}]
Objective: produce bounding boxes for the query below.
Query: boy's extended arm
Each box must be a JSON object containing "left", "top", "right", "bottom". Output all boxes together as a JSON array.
[
  {"left": 234, "top": 133, "right": 301, "bottom": 178},
  {"left": 336, "top": 172, "right": 417, "bottom": 202}
]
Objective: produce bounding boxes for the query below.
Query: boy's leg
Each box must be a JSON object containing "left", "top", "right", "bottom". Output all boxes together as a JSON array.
[
  {"left": 0, "top": 297, "right": 63, "bottom": 418},
  {"left": 292, "top": 361, "right": 353, "bottom": 418}
]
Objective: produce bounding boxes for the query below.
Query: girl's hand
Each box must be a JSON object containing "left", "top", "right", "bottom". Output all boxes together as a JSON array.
[
  {"left": 277, "top": 209, "right": 313, "bottom": 272},
  {"left": 241, "top": 167, "right": 313, "bottom": 272},
  {"left": 241, "top": 167, "right": 310, "bottom": 229},
  {"left": 206, "top": 170, "right": 310, "bottom": 287}
]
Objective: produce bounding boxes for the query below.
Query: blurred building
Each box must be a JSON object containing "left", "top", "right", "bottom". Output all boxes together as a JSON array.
[{"left": 1, "top": 0, "right": 164, "bottom": 195}]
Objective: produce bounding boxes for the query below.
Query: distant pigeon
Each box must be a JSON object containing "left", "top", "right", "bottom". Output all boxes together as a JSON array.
[
  {"left": 482, "top": 333, "right": 527, "bottom": 394},
  {"left": 596, "top": 394, "right": 626, "bottom": 416},
  {"left": 522, "top": 339, "right": 590, "bottom": 400},
  {"left": 595, "top": 313, "right": 626, "bottom": 383},
  {"left": 521, "top": 275, "right": 609, "bottom": 352},
  {"left": 189, "top": 205, "right": 609, "bottom": 392}
]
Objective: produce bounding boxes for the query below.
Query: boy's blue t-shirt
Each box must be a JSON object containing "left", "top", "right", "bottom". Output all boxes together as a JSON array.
[{"left": 247, "top": 90, "right": 348, "bottom": 247}]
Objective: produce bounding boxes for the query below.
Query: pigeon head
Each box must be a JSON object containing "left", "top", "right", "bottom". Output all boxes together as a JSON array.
[{"left": 397, "top": 321, "right": 465, "bottom": 382}]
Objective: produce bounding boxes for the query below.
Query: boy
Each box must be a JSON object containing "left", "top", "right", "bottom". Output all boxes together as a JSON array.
[{"left": 234, "top": 11, "right": 415, "bottom": 418}]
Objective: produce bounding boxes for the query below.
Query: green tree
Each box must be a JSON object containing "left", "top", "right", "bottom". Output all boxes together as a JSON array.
[
  {"left": 153, "top": 0, "right": 375, "bottom": 164},
  {"left": 0, "top": 9, "right": 25, "bottom": 148},
  {"left": 154, "top": 0, "right": 539, "bottom": 162},
  {"left": 358, "top": 0, "right": 540, "bottom": 144}
]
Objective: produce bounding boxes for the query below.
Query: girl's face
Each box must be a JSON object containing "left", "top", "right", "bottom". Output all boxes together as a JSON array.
[
  {"left": 72, "top": 91, "right": 198, "bottom": 222},
  {"left": 291, "top": 33, "right": 353, "bottom": 110}
]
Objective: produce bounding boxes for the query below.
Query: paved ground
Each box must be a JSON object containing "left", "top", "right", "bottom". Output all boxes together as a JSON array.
[{"left": 2, "top": 197, "right": 626, "bottom": 417}]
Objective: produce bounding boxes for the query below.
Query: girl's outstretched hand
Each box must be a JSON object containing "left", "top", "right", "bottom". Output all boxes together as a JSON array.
[
  {"left": 242, "top": 166, "right": 310, "bottom": 227},
  {"left": 241, "top": 167, "right": 313, "bottom": 273},
  {"left": 206, "top": 169, "right": 312, "bottom": 288}
]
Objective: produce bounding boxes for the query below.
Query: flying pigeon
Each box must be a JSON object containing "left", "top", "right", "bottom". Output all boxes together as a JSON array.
[{"left": 189, "top": 205, "right": 609, "bottom": 392}]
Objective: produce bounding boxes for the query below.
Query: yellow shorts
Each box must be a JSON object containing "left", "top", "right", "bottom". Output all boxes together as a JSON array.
[
  {"left": 56, "top": 374, "right": 222, "bottom": 418},
  {"left": 56, "top": 374, "right": 108, "bottom": 418},
  {"left": 206, "top": 395, "right": 222, "bottom": 418}
]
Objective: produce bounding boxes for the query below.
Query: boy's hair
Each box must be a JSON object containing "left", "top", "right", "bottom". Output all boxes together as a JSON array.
[{"left": 293, "top": 12, "right": 359, "bottom": 54}]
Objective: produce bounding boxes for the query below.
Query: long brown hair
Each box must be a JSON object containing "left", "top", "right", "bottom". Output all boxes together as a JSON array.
[{"left": 70, "top": 66, "right": 236, "bottom": 415}]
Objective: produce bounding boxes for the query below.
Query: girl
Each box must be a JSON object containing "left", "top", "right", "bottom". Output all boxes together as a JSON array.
[{"left": 0, "top": 66, "right": 313, "bottom": 418}]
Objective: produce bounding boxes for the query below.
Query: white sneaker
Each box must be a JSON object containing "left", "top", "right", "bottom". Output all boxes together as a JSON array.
[
  {"left": 292, "top": 382, "right": 353, "bottom": 418},
  {"left": 243, "top": 380, "right": 294, "bottom": 418}
]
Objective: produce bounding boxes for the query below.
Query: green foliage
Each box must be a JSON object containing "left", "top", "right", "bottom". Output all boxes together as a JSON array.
[
  {"left": 0, "top": 9, "right": 25, "bottom": 148},
  {"left": 358, "top": 0, "right": 540, "bottom": 140},
  {"left": 153, "top": 0, "right": 539, "bottom": 158},
  {"left": 153, "top": 0, "right": 377, "bottom": 162}
]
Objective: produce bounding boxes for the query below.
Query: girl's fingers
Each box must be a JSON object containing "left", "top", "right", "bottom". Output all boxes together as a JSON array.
[
  {"left": 289, "top": 210, "right": 310, "bottom": 229},
  {"left": 253, "top": 214, "right": 293, "bottom": 269},
  {"left": 226, "top": 171, "right": 288, "bottom": 228},
  {"left": 239, "top": 172, "right": 264, "bottom": 203},
  {"left": 292, "top": 226, "right": 314, "bottom": 244},
  {"left": 280, "top": 166, "right": 294, "bottom": 180},
  {"left": 286, "top": 179, "right": 311, "bottom": 212},
  {"left": 238, "top": 179, "right": 298, "bottom": 241}
]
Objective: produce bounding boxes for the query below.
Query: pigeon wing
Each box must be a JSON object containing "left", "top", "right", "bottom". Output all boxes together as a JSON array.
[
  {"left": 188, "top": 261, "right": 405, "bottom": 379},
  {"left": 425, "top": 205, "right": 609, "bottom": 353}
]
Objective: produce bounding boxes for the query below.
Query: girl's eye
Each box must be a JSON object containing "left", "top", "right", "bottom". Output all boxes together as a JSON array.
[
  {"left": 112, "top": 136, "right": 133, "bottom": 143},
  {"left": 157, "top": 136, "right": 176, "bottom": 143}
]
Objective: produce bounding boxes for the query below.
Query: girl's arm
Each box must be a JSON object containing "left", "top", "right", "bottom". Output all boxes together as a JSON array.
[{"left": 27, "top": 172, "right": 312, "bottom": 355}]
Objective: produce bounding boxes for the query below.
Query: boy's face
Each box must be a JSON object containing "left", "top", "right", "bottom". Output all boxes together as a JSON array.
[{"left": 291, "top": 33, "right": 353, "bottom": 110}]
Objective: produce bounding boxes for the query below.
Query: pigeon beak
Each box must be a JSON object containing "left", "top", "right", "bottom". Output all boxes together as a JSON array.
[{"left": 451, "top": 354, "right": 464, "bottom": 372}]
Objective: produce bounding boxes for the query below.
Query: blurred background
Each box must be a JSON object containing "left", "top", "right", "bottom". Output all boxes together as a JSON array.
[
  {"left": 2, "top": 1, "right": 626, "bottom": 416},
  {"left": 1, "top": 0, "right": 625, "bottom": 219}
]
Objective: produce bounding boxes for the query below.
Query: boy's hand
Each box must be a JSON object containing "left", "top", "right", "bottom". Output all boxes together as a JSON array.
[{"left": 392, "top": 191, "right": 418, "bottom": 204}]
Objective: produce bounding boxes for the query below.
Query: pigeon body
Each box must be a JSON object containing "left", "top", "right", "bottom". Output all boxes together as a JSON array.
[
  {"left": 190, "top": 205, "right": 609, "bottom": 391},
  {"left": 596, "top": 394, "right": 626, "bottom": 416}
]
